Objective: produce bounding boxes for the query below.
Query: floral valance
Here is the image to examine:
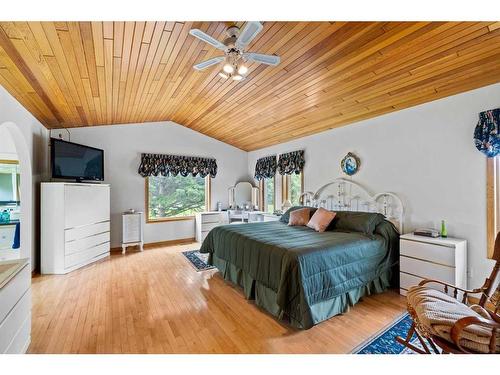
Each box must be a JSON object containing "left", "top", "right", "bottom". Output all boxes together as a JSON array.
[
  {"left": 254, "top": 155, "right": 277, "bottom": 180},
  {"left": 278, "top": 150, "right": 305, "bottom": 175},
  {"left": 138, "top": 153, "right": 217, "bottom": 178},
  {"left": 474, "top": 108, "right": 500, "bottom": 158}
]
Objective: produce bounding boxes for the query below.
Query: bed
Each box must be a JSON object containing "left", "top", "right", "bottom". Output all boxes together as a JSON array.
[{"left": 199, "top": 178, "right": 404, "bottom": 329}]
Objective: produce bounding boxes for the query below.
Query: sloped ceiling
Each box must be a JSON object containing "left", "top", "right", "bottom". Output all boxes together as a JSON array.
[{"left": 0, "top": 21, "right": 499, "bottom": 150}]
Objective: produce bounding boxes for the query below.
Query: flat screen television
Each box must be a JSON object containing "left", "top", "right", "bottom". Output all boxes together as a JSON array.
[{"left": 51, "top": 138, "right": 104, "bottom": 182}]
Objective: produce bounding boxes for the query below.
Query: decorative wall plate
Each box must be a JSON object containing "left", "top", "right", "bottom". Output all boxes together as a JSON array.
[{"left": 341, "top": 152, "right": 360, "bottom": 176}]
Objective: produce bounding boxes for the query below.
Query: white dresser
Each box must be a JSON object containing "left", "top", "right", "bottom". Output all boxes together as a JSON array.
[
  {"left": 195, "top": 211, "right": 229, "bottom": 243},
  {"left": 122, "top": 212, "right": 144, "bottom": 254},
  {"left": 0, "top": 258, "right": 31, "bottom": 353},
  {"left": 41, "top": 182, "right": 111, "bottom": 274},
  {"left": 399, "top": 233, "right": 467, "bottom": 296}
]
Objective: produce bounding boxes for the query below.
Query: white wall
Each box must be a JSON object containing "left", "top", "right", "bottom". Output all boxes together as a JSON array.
[
  {"left": 0, "top": 126, "right": 18, "bottom": 160},
  {"left": 54, "top": 122, "right": 249, "bottom": 248},
  {"left": 0, "top": 85, "right": 49, "bottom": 270},
  {"left": 248, "top": 82, "right": 500, "bottom": 289}
]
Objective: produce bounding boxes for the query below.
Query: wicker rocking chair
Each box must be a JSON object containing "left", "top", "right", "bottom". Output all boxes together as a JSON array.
[{"left": 396, "top": 232, "right": 500, "bottom": 354}]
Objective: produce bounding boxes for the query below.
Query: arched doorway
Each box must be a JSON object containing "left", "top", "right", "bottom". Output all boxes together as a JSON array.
[{"left": 0, "top": 121, "right": 32, "bottom": 264}]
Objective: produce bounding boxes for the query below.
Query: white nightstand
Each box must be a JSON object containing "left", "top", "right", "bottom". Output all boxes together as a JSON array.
[
  {"left": 399, "top": 233, "right": 467, "bottom": 296},
  {"left": 262, "top": 213, "right": 281, "bottom": 222}
]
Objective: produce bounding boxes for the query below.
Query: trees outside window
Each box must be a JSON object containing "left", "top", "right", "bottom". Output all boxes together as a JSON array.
[{"left": 147, "top": 175, "right": 209, "bottom": 221}]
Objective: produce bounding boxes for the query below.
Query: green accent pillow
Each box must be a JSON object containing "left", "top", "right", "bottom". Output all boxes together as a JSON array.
[
  {"left": 280, "top": 206, "right": 317, "bottom": 224},
  {"left": 330, "top": 211, "right": 386, "bottom": 235}
]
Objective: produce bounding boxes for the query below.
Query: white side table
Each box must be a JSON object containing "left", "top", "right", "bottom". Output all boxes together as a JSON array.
[
  {"left": 399, "top": 233, "right": 467, "bottom": 296},
  {"left": 122, "top": 212, "right": 144, "bottom": 254}
]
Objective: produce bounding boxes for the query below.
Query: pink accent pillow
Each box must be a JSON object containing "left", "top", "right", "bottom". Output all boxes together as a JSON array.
[
  {"left": 307, "top": 208, "right": 336, "bottom": 232},
  {"left": 288, "top": 208, "right": 310, "bottom": 226}
]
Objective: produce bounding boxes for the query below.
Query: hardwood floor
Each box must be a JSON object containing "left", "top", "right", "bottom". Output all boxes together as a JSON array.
[{"left": 29, "top": 243, "right": 406, "bottom": 354}]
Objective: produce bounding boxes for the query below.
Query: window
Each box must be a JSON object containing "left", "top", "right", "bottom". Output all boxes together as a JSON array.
[
  {"left": 260, "top": 177, "right": 275, "bottom": 214},
  {"left": 146, "top": 175, "right": 210, "bottom": 222},
  {"left": 487, "top": 157, "right": 499, "bottom": 258},
  {"left": 283, "top": 172, "right": 304, "bottom": 206}
]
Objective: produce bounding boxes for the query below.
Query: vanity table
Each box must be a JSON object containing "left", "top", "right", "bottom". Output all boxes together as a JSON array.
[{"left": 227, "top": 181, "right": 262, "bottom": 223}]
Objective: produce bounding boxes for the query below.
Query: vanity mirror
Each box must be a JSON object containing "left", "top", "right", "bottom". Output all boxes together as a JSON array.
[{"left": 228, "top": 181, "right": 259, "bottom": 209}]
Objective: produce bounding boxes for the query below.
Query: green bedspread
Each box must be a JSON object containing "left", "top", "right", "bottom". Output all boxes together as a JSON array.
[{"left": 200, "top": 220, "right": 399, "bottom": 329}]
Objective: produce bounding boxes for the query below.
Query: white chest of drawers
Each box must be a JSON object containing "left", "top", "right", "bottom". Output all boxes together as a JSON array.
[
  {"left": 195, "top": 211, "right": 229, "bottom": 243},
  {"left": 41, "top": 183, "right": 111, "bottom": 274},
  {"left": 399, "top": 233, "right": 467, "bottom": 296}
]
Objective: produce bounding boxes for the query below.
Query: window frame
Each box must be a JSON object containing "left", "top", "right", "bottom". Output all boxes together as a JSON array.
[
  {"left": 145, "top": 175, "right": 211, "bottom": 223},
  {"left": 487, "top": 157, "right": 498, "bottom": 259},
  {"left": 259, "top": 176, "right": 276, "bottom": 213},
  {"left": 282, "top": 172, "right": 304, "bottom": 205}
]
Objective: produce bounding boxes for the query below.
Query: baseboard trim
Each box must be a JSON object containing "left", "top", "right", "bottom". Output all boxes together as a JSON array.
[{"left": 111, "top": 237, "right": 196, "bottom": 252}]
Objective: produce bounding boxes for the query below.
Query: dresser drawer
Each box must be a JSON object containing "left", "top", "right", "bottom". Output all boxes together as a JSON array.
[
  {"left": 201, "top": 222, "right": 220, "bottom": 232},
  {"left": 401, "top": 239, "right": 455, "bottom": 267},
  {"left": 65, "top": 242, "right": 109, "bottom": 269},
  {"left": 0, "top": 264, "right": 30, "bottom": 324},
  {"left": 64, "top": 185, "right": 110, "bottom": 228},
  {"left": 65, "top": 221, "right": 110, "bottom": 242},
  {"left": 201, "top": 214, "right": 222, "bottom": 224},
  {"left": 0, "top": 288, "right": 30, "bottom": 353},
  {"left": 400, "top": 256, "right": 455, "bottom": 284},
  {"left": 65, "top": 231, "right": 110, "bottom": 255},
  {"left": 400, "top": 272, "right": 424, "bottom": 292}
]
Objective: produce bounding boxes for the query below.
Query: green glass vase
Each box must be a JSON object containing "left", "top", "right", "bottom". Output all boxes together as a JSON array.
[{"left": 441, "top": 220, "right": 447, "bottom": 238}]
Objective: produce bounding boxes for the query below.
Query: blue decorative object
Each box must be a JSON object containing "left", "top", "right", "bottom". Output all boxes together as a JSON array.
[
  {"left": 474, "top": 108, "right": 500, "bottom": 157},
  {"left": 12, "top": 222, "right": 20, "bottom": 249},
  {"left": 341, "top": 152, "right": 360, "bottom": 176},
  {"left": 354, "top": 313, "right": 434, "bottom": 354},
  {"left": 182, "top": 250, "right": 216, "bottom": 271}
]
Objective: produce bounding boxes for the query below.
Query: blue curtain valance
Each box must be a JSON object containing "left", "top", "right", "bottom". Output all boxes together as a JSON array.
[
  {"left": 278, "top": 150, "right": 305, "bottom": 175},
  {"left": 138, "top": 153, "right": 217, "bottom": 178},
  {"left": 474, "top": 108, "right": 500, "bottom": 158},
  {"left": 254, "top": 155, "right": 277, "bottom": 180}
]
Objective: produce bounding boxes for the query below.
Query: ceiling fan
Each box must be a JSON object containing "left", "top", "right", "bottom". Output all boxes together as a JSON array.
[{"left": 189, "top": 22, "right": 280, "bottom": 81}]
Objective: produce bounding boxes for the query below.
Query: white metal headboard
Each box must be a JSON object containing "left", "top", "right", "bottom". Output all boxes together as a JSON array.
[{"left": 300, "top": 178, "right": 404, "bottom": 233}]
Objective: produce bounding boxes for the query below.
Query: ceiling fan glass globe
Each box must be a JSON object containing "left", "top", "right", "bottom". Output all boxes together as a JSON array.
[
  {"left": 223, "top": 64, "right": 234, "bottom": 74},
  {"left": 232, "top": 74, "right": 243, "bottom": 81},
  {"left": 237, "top": 65, "right": 248, "bottom": 75}
]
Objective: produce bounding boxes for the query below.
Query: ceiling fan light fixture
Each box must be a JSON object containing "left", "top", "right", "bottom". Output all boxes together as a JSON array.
[
  {"left": 218, "top": 72, "right": 229, "bottom": 79},
  {"left": 222, "top": 63, "right": 234, "bottom": 74},
  {"left": 232, "top": 74, "right": 243, "bottom": 81},
  {"left": 237, "top": 65, "right": 248, "bottom": 75}
]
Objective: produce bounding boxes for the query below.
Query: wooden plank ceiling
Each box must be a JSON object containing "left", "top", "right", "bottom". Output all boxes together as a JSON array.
[{"left": 0, "top": 21, "right": 499, "bottom": 151}]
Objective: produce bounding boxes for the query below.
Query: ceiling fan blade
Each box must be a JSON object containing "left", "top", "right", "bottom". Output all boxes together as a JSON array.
[
  {"left": 189, "top": 29, "right": 227, "bottom": 51},
  {"left": 235, "top": 22, "right": 263, "bottom": 49},
  {"left": 193, "top": 56, "right": 225, "bottom": 71},
  {"left": 243, "top": 52, "right": 280, "bottom": 66}
]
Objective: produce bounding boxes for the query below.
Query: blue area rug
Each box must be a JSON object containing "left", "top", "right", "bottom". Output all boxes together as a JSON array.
[
  {"left": 353, "top": 313, "right": 425, "bottom": 354},
  {"left": 182, "top": 250, "right": 216, "bottom": 271}
]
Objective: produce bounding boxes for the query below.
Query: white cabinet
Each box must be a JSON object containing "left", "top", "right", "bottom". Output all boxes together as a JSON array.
[
  {"left": 41, "top": 183, "right": 110, "bottom": 274},
  {"left": 262, "top": 213, "right": 281, "bottom": 222},
  {"left": 0, "top": 259, "right": 31, "bottom": 353},
  {"left": 195, "top": 212, "right": 229, "bottom": 243},
  {"left": 0, "top": 225, "right": 16, "bottom": 251},
  {"left": 399, "top": 233, "right": 467, "bottom": 296},
  {"left": 122, "top": 212, "right": 144, "bottom": 254}
]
